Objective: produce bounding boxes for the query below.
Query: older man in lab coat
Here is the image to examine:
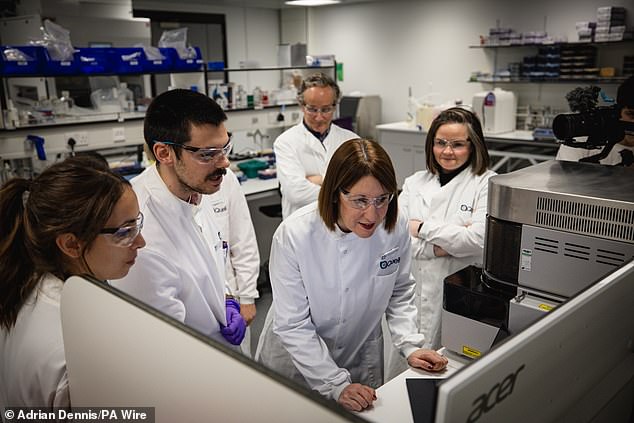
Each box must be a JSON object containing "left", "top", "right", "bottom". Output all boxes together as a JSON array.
[{"left": 274, "top": 72, "right": 358, "bottom": 219}]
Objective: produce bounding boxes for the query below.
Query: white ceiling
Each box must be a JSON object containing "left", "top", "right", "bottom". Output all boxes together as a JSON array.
[{"left": 134, "top": 0, "right": 384, "bottom": 9}]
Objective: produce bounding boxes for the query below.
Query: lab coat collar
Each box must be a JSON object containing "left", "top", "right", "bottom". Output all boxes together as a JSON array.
[
  {"left": 302, "top": 119, "right": 331, "bottom": 142},
  {"left": 142, "top": 165, "right": 200, "bottom": 217}
]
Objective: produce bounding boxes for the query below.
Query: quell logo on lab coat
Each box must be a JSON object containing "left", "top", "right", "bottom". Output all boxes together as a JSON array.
[
  {"left": 378, "top": 246, "right": 400, "bottom": 276},
  {"left": 380, "top": 257, "right": 400, "bottom": 269}
]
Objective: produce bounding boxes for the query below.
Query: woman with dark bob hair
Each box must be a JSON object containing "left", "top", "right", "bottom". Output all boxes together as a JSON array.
[
  {"left": 401, "top": 107, "right": 496, "bottom": 352},
  {"left": 256, "top": 138, "right": 447, "bottom": 412},
  {"left": 0, "top": 156, "right": 145, "bottom": 407}
]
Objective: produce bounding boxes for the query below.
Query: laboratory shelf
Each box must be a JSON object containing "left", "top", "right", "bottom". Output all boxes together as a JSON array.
[
  {"left": 222, "top": 65, "right": 334, "bottom": 72},
  {"left": 468, "top": 39, "right": 634, "bottom": 48},
  {"left": 470, "top": 77, "right": 630, "bottom": 84}
]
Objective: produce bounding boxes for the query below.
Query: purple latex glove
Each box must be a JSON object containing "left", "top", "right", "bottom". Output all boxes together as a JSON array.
[{"left": 220, "top": 299, "right": 246, "bottom": 345}]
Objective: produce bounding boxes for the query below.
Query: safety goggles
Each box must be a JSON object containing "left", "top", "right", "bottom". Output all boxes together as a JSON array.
[
  {"left": 433, "top": 138, "right": 470, "bottom": 151},
  {"left": 303, "top": 104, "right": 336, "bottom": 115},
  {"left": 158, "top": 137, "right": 233, "bottom": 165},
  {"left": 340, "top": 189, "right": 394, "bottom": 210},
  {"left": 99, "top": 212, "right": 144, "bottom": 247}
]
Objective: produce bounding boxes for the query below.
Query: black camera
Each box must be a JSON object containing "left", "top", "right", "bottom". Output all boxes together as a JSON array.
[{"left": 552, "top": 105, "right": 624, "bottom": 149}]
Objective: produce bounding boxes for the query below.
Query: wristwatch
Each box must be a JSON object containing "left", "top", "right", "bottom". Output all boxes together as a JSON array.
[{"left": 417, "top": 222, "right": 424, "bottom": 234}]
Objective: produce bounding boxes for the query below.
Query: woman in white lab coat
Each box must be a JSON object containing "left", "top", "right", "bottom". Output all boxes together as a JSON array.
[
  {"left": 400, "top": 107, "right": 496, "bottom": 350},
  {"left": 256, "top": 139, "right": 447, "bottom": 412},
  {"left": 0, "top": 156, "right": 145, "bottom": 408}
]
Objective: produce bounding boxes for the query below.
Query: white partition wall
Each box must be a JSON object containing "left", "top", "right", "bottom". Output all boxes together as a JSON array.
[{"left": 61, "top": 276, "right": 365, "bottom": 423}]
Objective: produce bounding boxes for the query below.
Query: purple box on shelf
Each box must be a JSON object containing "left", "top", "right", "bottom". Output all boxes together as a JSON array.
[{"left": 0, "top": 45, "right": 43, "bottom": 75}]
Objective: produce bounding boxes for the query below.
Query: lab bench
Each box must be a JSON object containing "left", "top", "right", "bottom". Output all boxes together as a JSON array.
[{"left": 358, "top": 348, "right": 470, "bottom": 423}]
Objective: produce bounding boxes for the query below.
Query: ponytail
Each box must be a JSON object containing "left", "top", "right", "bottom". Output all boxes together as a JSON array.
[{"left": 0, "top": 178, "right": 38, "bottom": 330}]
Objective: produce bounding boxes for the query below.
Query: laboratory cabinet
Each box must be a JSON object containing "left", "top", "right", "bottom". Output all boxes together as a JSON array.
[
  {"left": 376, "top": 122, "right": 426, "bottom": 189},
  {"left": 470, "top": 39, "right": 634, "bottom": 85}
]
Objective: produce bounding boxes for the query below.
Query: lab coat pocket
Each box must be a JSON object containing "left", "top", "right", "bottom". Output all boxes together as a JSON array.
[{"left": 376, "top": 247, "right": 400, "bottom": 276}]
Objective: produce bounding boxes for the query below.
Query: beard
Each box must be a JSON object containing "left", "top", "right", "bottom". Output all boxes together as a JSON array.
[{"left": 175, "top": 166, "right": 227, "bottom": 195}]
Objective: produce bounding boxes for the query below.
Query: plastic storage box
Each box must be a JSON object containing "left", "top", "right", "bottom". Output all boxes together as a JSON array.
[
  {"left": 237, "top": 160, "right": 269, "bottom": 178},
  {"left": 40, "top": 47, "right": 78, "bottom": 75},
  {"left": 169, "top": 47, "right": 204, "bottom": 71},
  {"left": 75, "top": 48, "right": 113, "bottom": 74},
  {"left": 141, "top": 47, "right": 173, "bottom": 73},
  {"left": 0, "top": 46, "right": 43, "bottom": 75},
  {"left": 111, "top": 47, "right": 145, "bottom": 74}
]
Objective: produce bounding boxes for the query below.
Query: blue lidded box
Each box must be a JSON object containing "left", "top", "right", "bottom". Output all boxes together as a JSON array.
[{"left": 0, "top": 46, "right": 43, "bottom": 75}]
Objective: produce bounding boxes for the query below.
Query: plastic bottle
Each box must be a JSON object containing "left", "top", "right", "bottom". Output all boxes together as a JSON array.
[
  {"left": 253, "top": 86, "right": 263, "bottom": 109},
  {"left": 235, "top": 85, "right": 247, "bottom": 109},
  {"left": 118, "top": 82, "right": 135, "bottom": 113}
]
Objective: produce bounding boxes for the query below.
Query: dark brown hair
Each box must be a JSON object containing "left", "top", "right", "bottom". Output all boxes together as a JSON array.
[
  {"left": 0, "top": 156, "right": 130, "bottom": 330},
  {"left": 144, "top": 88, "right": 227, "bottom": 160},
  {"left": 424, "top": 107, "right": 490, "bottom": 175},
  {"left": 318, "top": 138, "right": 398, "bottom": 232}
]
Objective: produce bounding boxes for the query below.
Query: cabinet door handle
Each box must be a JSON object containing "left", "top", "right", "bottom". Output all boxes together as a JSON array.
[{"left": 403, "top": 148, "right": 412, "bottom": 152}]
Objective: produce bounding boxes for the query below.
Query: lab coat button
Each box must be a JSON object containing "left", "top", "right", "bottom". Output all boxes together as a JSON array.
[{"left": 345, "top": 288, "right": 350, "bottom": 292}]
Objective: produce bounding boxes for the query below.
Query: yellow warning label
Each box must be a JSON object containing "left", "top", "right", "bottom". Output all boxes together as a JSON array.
[
  {"left": 462, "top": 346, "right": 481, "bottom": 358},
  {"left": 538, "top": 304, "right": 554, "bottom": 311}
]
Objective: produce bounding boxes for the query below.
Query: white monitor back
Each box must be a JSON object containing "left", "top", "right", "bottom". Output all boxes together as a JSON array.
[
  {"left": 435, "top": 260, "right": 634, "bottom": 423},
  {"left": 61, "top": 276, "right": 364, "bottom": 423}
]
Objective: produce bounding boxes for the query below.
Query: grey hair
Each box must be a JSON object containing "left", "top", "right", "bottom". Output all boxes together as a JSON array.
[{"left": 297, "top": 72, "right": 341, "bottom": 105}]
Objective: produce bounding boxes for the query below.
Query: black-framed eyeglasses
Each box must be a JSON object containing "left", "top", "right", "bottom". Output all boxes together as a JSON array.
[
  {"left": 99, "top": 212, "right": 144, "bottom": 247},
  {"left": 157, "top": 136, "right": 233, "bottom": 165},
  {"left": 340, "top": 189, "right": 394, "bottom": 210}
]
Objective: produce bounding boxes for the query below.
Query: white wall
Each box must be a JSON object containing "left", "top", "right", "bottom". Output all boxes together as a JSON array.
[{"left": 304, "top": 0, "right": 634, "bottom": 123}]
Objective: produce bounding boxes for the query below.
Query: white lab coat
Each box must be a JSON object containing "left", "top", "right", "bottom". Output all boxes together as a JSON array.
[
  {"left": 111, "top": 165, "right": 231, "bottom": 346},
  {"left": 556, "top": 143, "right": 634, "bottom": 166},
  {"left": 274, "top": 122, "right": 358, "bottom": 219},
  {"left": 0, "top": 274, "right": 70, "bottom": 408},
  {"left": 400, "top": 167, "right": 496, "bottom": 350},
  {"left": 255, "top": 203, "right": 424, "bottom": 401},
  {"left": 208, "top": 168, "right": 260, "bottom": 355},
  {"left": 208, "top": 168, "right": 260, "bottom": 304}
]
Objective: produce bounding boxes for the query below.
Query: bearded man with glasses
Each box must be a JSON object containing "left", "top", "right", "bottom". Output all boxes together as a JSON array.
[
  {"left": 274, "top": 72, "right": 358, "bottom": 219},
  {"left": 111, "top": 89, "right": 253, "bottom": 350}
]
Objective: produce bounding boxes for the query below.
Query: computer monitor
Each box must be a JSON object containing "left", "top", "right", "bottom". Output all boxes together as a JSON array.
[
  {"left": 434, "top": 259, "right": 634, "bottom": 423},
  {"left": 60, "top": 276, "right": 365, "bottom": 422}
]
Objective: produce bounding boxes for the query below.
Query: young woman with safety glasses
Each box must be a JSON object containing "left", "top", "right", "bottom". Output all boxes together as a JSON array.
[{"left": 0, "top": 156, "right": 145, "bottom": 408}]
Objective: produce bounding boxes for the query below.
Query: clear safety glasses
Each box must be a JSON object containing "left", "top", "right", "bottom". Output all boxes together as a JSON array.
[
  {"left": 158, "top": 138, "right": 233, "bottom": 165},
  {"left": 99, "top": 212, "right": 144, "bottom": 247},
  {"left": 433, "top": 138, "right": 471, "bottom": 151},
  {"left": 340, "top": 189, "right": 394, "bottom": 210},
  {"left": 303, "top": 104, "right": 336, "bottom": 115}
]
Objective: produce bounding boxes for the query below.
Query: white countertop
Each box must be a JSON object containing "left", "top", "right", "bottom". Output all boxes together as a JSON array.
[
  {"left": 239, "top": 176, "right": 279, "bottom": 196},
  {"left": 358, "top": 349, "right": 471, "bottom": 423}
]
